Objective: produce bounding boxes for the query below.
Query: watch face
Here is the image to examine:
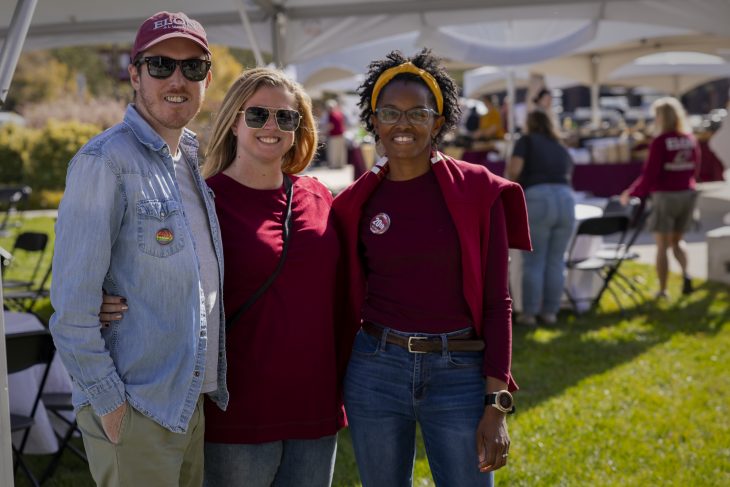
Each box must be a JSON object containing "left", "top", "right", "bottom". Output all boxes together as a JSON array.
[{"left": 498, "top": 393, "right": 513, "bottom": 409}]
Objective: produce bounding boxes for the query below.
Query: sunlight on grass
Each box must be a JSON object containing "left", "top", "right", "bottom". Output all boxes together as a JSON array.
[
  {"left": 529, "top": 328, "right": 565, "bottom": 344},
  {"left": 504, "top": 264, "right": 730, "bottom": 486},
  {"left": 581, "top": 319, "right": 654, "bottom": 344},
  {"left": 8, "top": 219, "right": 730, "bottom": 486}
]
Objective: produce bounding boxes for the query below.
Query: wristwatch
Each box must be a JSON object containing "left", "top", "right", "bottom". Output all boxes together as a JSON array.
[{"left": 485, "top": 390, "right": 515, "bottom": 414}]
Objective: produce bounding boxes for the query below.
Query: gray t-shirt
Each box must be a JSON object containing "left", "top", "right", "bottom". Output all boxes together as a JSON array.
[
  {"left": 173, "top": 151, "right": 220, "bottom": 394},
  {"left": 512, "top": 133, "right": 573, "bottom": 189}
]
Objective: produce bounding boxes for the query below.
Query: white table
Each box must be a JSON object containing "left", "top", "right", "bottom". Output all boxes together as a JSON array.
[
  {"left": 5, "top": 311, "right": 73, "bottom": 454},
  {"left": 510, "top": 202, "right": 604, "bottom": 314}
]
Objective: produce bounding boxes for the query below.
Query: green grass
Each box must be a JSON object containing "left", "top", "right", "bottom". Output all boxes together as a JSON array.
[{"left": 7, "top": 217, "right": 730, "bottom": 486}]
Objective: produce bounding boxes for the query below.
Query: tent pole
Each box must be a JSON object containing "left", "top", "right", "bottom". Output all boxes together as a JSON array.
[
  {"left": 1, "top": 270, "right": 13, "bottom": 487},
  {"left": 0, "top": 1, "right": 37, "bottom": 483},
  {"left": 590, "top": 54, "right": 600, "bottom": 129},
  {"left": 506, "top": 68, "right": 516, "bottom": 158},
  {"left": 236, "top": 0, "right": 264, "bottom": 66},
  {"left": 272, "top": 12, "right": 286, "bottom": 67},
  {"left": 0, "top": 0, "right": 38, "bottom": 107}
]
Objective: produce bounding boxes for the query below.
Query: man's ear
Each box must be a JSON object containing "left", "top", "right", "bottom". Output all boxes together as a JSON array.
[
  {"left": 129, "top": 63, "right": 141, "bottom": 91},
  {"left": 204, "top": 68, "right": 213, "bottom": 89}
]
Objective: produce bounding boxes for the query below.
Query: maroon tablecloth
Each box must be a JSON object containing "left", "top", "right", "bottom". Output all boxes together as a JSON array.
[{"left": 462, "top": 146, "right": 725, "bottom": 198}]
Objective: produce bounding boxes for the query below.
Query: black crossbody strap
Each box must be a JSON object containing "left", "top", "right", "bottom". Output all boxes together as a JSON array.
[{"left": 225, "top": 175, "right": 294, "bottom": 331}]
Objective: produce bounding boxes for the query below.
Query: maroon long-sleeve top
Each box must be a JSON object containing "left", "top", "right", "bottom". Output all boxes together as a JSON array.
[
  {"left": 332, "top": 152, "right": 531, "bottom": 391},
  {"left": 204, "top": 174, "right": 345, "bottom": 444},
  {"left": 627, "top": 131, "right": 701, "bottom": 198}
]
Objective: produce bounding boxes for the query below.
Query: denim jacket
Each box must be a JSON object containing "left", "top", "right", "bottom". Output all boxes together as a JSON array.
[{"left": 50, "top": 105, "right": 228, "bottom": 433}]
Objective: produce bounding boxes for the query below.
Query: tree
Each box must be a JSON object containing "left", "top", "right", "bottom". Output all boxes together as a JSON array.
[{"left": 5, "top": 51, "right": 77, "bottom": 110}]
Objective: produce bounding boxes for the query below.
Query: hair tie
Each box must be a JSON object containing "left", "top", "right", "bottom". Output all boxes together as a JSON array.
[{"left": 371, "top": 62, "right": 443, "bottom": 115}]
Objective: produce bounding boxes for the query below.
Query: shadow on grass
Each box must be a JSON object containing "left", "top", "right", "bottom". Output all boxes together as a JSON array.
[{"left": 512, "top": 265, "right": 729, "bottom": 412}]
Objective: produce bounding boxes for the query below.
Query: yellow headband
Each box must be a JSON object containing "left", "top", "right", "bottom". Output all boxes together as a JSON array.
[{"left": 370, "top": 62, "right": 444, "bottom": 115}]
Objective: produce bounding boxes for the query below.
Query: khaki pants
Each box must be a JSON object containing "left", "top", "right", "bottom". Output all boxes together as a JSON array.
[
  {"left": 327, "top": 136, "right": 348, "bottom": 169},
  {"left": 76, "top": 396, "right": 205, "bottom": 487}
]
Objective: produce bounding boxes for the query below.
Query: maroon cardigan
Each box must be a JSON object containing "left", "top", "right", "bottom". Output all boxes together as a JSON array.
[{"left": 332, "top": 152, "right": 531, "bottom": 391}]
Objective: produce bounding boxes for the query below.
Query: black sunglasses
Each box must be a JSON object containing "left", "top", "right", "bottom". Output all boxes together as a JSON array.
[
  {"left": 135, "top": 56, "right": 211, "bottom": 82},
  {"left": 240, "top": 106, "right": 302, "bottom": 132}
]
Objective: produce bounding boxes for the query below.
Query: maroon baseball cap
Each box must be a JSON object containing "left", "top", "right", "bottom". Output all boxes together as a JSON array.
[{"left": 131, "top": 11, "right": 210, "bottom": 61}]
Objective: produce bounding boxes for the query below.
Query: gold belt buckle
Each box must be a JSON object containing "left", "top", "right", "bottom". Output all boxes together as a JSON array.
[{"left": 407, "top": 336, "right": 427, "bottom": 353}]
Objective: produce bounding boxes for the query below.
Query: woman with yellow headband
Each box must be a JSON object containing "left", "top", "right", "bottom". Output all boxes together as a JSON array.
[{"left": 332, "top": 48, "right": 531, "bottom": 486}]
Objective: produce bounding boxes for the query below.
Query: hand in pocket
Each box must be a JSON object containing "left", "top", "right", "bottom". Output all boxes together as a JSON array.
[{"left": 101, "top": 402, "right": 128, "bottom": 444}]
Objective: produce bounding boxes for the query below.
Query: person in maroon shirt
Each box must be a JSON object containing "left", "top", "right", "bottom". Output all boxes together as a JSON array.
[
  {"left": 198, "top": 67, "right": 346, "bottom": 487},
  {"left": 620, "top": 97, "right": 700, "bottom": 298},
  {"left": 325, "top": 98, "right": 348, "bottom": 169},
  {"left": 332, "top": 49, "right": 531, "bottom": 487}
]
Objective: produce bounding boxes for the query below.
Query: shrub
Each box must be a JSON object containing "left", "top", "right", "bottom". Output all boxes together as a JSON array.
[
  {"left": 26, "top": 120, "right": 100, "bottom": 191},
  {"left": 0, "top": 123, "right": 39, "bottom": 184},
  {"left": 20, "top": 96, "right": 126, "bottom": 130}
]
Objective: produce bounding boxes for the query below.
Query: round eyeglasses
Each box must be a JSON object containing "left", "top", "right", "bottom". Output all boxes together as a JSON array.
[{"left": 375, "top": 107, "right": 439, "bottom": 125}]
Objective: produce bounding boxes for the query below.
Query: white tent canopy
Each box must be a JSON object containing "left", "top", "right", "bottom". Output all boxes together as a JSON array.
[
  {"left": 4, "top": 0, "right": 730, "bottom": 66},
  {"left": 607, "top": 52, "right": 730, "bottom": 95},
  {"left": 463, "top": 66, "right": 579, "bottom": 98},
  {"left": 4, "top": 0, "right": 730, "bottom": 104}
]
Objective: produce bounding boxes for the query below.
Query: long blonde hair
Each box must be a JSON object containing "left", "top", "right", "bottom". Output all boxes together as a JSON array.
[
  {"left": 203, "top": 67, "right": 317, "bottom": 178},
  {"left": 652, "top": 97, "right": 691, "bottom": 135}
]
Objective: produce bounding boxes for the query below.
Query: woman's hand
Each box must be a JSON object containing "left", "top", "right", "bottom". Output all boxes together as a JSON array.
[
  {"left": 100, "top": 294, "right": 128, "bottom": 328},
  {"left": 619, "top": 190, "right": 631, "bottom": 206},
  {"left": 476, "top": 406, "right": 510, "bottom": 473}
]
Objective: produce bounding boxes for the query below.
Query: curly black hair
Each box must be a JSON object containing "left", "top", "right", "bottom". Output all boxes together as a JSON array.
[{"left": 357, "top": 48, "right": 461, "bottom": 147}]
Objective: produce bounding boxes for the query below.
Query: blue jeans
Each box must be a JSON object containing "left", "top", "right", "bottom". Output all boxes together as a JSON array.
[
  {"left": 521, "top": 184, "right": 576, "bottom": 315},
  {"left": 344, "top": 328, "right": 493, "bottom": 487},
  {"left": 203, "top": 435, "right": 337, "bottom": 487}
]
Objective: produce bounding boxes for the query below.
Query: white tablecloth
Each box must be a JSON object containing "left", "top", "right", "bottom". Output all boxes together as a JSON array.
[
  {"left": 510, "top": 203, "right": 604, "bottom": 314},
  {"left": 5, "top": 311, "right": 74, "bottom": 454}
]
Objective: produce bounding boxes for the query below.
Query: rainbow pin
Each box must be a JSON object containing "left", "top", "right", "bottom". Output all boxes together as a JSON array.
[{"left": 156, "top": 228, "right": 174, "bottom": 245}]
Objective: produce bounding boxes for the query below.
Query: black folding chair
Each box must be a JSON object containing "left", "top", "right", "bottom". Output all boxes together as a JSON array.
[
  {"left": 597, "top": 197, "right": 652, "bottom": 300},
  {"left": 5, "top": 328, "right": 56, "bottom": 487},
  {"left": 564, "top": 214, "right": 632, "bottom": 313},
  {"left": 39, "top": 391, "right": 87, "bottom": 483},
  {"left": 2, "top": 231, "right": 49, "bottom": 291},
  {"left": 4, "top": 263, "right": 53, "bottom": 312}
]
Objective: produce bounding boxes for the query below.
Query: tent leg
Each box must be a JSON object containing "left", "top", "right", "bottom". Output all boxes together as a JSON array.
[
  {"left": 0, "top": 0, "right": 38, "bottom": 107},
  {"left": 590, "top": 54, "right": 601, "bottom": 129},
  {"left": 235, "top": 0, "right": 264, "bottom": 66},
  {"left": 506, "top": 68, "right": 517, "bottom": 158}
]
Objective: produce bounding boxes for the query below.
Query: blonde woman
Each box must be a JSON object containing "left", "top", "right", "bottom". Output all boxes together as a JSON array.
[
  {"left": 199, "top": 67, "right": 345, "bottom": 487},
  {"left": 620, "top": 97, "right": 700, "bottom": 298}
]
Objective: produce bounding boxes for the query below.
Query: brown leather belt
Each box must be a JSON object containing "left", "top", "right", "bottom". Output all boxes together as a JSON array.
[{"left": 362, "top": 321, "right": 485, "bottom": 353}]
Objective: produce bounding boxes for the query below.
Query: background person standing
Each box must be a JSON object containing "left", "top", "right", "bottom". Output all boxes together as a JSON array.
[
  {"left": 620, "top": 97, "right": 701, "bottom": 298},
  {"left": 506, "top": 110, "right": 575, "bottom": 326},
  {"left": 325, "top": 98, "right": 348, "bottom": 169}
]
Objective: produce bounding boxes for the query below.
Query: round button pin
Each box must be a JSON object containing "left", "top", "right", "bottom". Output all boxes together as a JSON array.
[
  {"left": 156, "top": 228, "right": 174, "bottom": 245},
  {"left": 370, "top": 213, "right": 391, "bottom": 235}
]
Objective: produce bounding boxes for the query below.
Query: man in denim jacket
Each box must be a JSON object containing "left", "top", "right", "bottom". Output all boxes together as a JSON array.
[{"left": 50, "top": 11, "right": 227, "bottom": 485}]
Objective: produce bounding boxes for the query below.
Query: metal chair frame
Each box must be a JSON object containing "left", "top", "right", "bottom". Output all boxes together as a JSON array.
[{"left": 6, "top": 328, "right": 56, "bottom": 487}]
